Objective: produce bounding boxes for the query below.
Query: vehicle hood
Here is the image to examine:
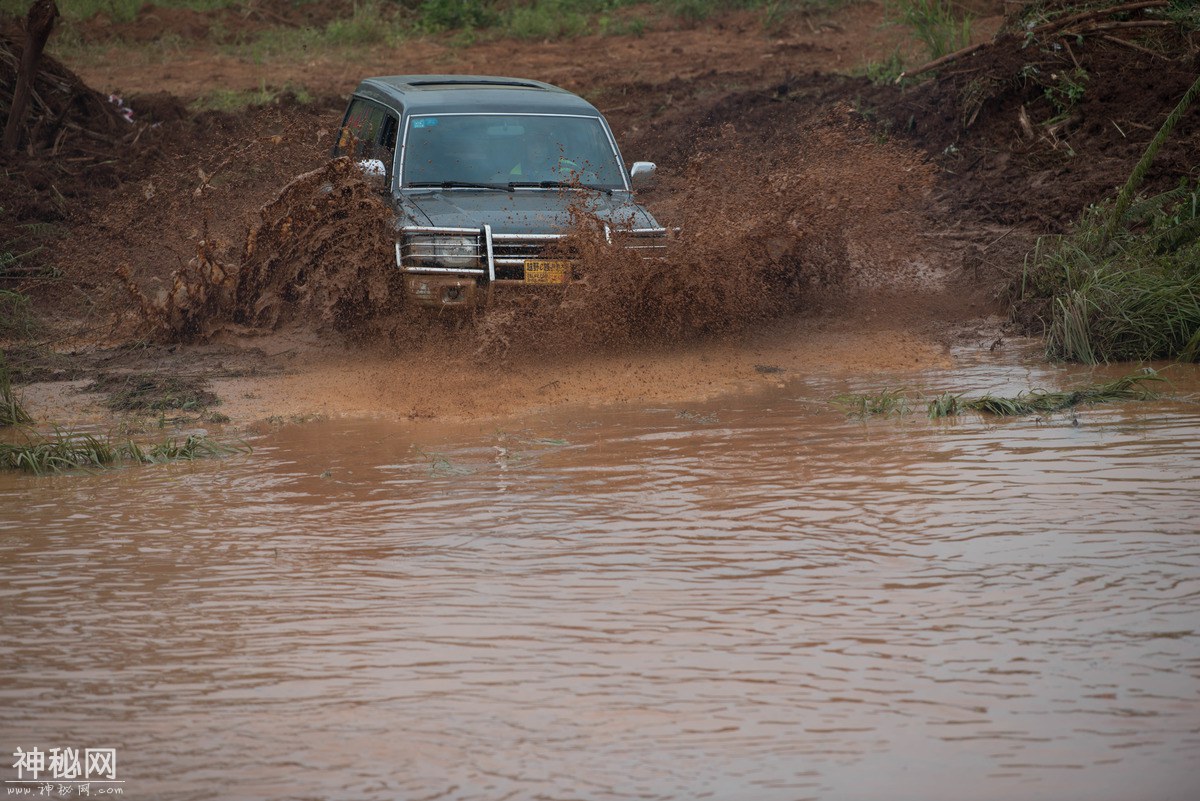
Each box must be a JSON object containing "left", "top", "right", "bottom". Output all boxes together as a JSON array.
[{"left": 395, "top": 189, "right": 659, "bottom": 234}]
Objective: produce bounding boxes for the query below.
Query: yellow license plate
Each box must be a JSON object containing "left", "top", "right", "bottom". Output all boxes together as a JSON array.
[{"left": 523, "top": 259, "right": 571, "bottom": 285}]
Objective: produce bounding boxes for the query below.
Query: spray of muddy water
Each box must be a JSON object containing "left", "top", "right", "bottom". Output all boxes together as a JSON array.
[
  {"left": 127, "top": 111, "right": 936, "bottom": 357},
  {"left": 120, "top": 157, "right": 397, "bottom": 341}
]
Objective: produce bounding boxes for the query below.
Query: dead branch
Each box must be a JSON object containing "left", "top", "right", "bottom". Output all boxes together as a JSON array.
[
  {"left": 1101, "top": 33, "right": 1172, "bottom": 59},
  {"left": 897, "top": 41, "right": 996, "bottom": 82},
  {"left": 3, "top": 0, "right": 60, "bottom": 153},
  {"left": 1068, "top": 20, "right": 1177, "bottom": 34},
  {"left": 1031, "top": 1, "right": 1169, "bottom": 37}
]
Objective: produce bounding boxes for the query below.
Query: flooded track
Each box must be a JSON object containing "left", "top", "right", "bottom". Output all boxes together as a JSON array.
[{"left": 2, "top": 346, "right": 1199, "bottom": 800}]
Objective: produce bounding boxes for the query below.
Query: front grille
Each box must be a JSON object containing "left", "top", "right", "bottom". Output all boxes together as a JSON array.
[
  {"left": 398, "top": 226, "right": 671, "bottom": 281},
  {"left": 491, "top": 234, "right": 563, "bottom": 280}
]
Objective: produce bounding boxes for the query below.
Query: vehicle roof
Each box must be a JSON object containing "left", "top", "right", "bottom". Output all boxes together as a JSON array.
[{"left": 353, "top": 75, "right": 602, "bottom": 117}]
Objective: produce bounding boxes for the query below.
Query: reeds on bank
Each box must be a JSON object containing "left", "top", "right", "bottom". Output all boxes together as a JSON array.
[
  {"left": 1021, "top": 73, "right": 1200, "bottom": 364},
  {"left": 1025, "top": 185, "right": 1200, "bottom": 364},
  {"left": 0, "top": 430, "right": 248, "bottom": 475},
  {"left": 0, "top": 353, "right": 31, "bottom": 427},
  {"left": 836, "top": 371, "right": 1163, "bottom": 420},
  {"left": 925, "top": 371, "right": 1163, "bottom": 419}
]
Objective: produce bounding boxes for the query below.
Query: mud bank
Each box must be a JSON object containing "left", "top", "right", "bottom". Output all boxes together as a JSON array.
[{"left": 14, "top": 312, "right": 968, "bottom": 430}]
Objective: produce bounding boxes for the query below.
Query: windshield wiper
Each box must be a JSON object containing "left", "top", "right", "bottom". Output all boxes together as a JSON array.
[
  {"left": 508, "top": 180, "right": 614, "bottom": 196},
  {"left": 408, "top": 181, "right": 514, "bottom": 191}
]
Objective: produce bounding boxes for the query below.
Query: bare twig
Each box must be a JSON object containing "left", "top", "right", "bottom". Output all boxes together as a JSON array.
[
  {"left": 1067, "top": 20, "right": 1176, "bottom": 34},
  {"left": 1063, "top": 38, "right": 1082, "bottom": 70},
  {"left": 898, "top": 41, "right": 993, "bottom": 82},
  {"left": 1101, "top": 33, "right": 1172, "bottom": 59}
]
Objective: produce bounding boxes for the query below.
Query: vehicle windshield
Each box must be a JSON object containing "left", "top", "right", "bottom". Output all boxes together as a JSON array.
[{"left": 402, "top": 114, "right": 625, "bottom": 190}]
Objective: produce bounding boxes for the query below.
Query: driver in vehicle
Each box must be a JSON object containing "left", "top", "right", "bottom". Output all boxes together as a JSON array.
[{"left": 509, "top": 137, "right": 577, "bottom": 179}]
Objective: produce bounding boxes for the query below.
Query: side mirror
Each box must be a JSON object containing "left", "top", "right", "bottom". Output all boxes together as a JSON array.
[
  {"left": 630, "top": 161, "right": 657, "bottom": 189},
  {"left": 358, "top": 158, "right": 387, "bottom": 179}
]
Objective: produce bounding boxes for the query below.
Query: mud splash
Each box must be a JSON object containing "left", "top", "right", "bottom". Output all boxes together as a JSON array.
[
  {"left": 129, "top": 110, "right": 938, "bottom": 360},
  {"left": 471, "top": 110, "right": 939, "bottom": 358},
  {"left": 120, "top": 157, "right": 398, "bottom": 341}
]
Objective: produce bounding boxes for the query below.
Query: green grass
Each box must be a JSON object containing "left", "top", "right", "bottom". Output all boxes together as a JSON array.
[
  {"left": 501, "top": 0, "right": 593, "bottom": 39},
  {"left": 861, "top": 48, "right": 905, "bottom": 85},
  {"left": 1017, "top": 72, "right": 1200, "bottom": 364},
  {"left": 0, "top": 429, "right": 248, "bottom": 474},
  {"left": 1020, "top": 183, "right": 1200, "bottom": 363},
  {"left": 0, "top": 288, "right": 37, "bottom": 339},
  {"left": 1045, "top": 67, "right": 1089, "bottom": 119},
  {"left": 0, "top": 352, "right": 32, "bottom": 427},
  {"left": 833, "top": 372, "right": 1164, "bottom": 421},
  {"left": 24, "top": 0, "right": 865, "bottom": 59},
  {"left": 925, "top": 371, "right": 1163, "bottom": 418},
  {"left": 884, "top": 0, "right": 971, "bottom": 60},
  {"left": 833, "top": 388, "right": 912, "bottom": 418},
  {"left": 84, "top": 372, "right": 220, "bottom": 412},
  {"left": 190, "top": 82, "right": 313, "bottom": 112},
  {"left": 0, "top": 0, "right": 245, "bottom": 22},
  {"left": 1160, "top": 0, "right": 1200, "bottom": 30},
  {"left": 1015, "top": 1, "right": 1200, "bottom": 35}
]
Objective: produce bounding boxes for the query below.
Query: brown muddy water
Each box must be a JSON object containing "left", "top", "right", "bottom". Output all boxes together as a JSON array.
[{"left": 2, "top": 345, "right": 1199, "bottom": 801}]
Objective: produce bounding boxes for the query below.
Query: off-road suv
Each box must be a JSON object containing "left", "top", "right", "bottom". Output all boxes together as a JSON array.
[{"left": 334, "top": 74, "right": 667, "bottom": 308}]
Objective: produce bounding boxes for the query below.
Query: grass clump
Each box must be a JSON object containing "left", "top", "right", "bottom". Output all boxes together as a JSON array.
[
  {"left": 862, "top": 48, "right": 905, "bottom": 85},
  {"left": 0, "top": 288, "right": 37, "bottom": 339},
  {"left": 418, "top": 0, "right": 501, "bottom": 31},
  {"left": 926, "top": 371, "right": 1163, "bottom": 419},
  {"left": 1019, "top": 73, "right": 1200, "bottom": 364},
  {"left": 1158, "top": 0, "right": 1200, "bottom": 30},
  {"left": 0, "top": 429, "right": 248, "bottom": 475},
  {"left": 502, "top": 0, "right": 592, "bottom": 39},
  {"left": 0, "top": 353, "right": 31, "bottom": 427},
  {"left": 190, "top": 83, "right": 313, "bottom": 113},
  {"left": 324, "top": 1, "right": 400, "bottom": 45},
  {"left": 833, "top": 388, "right": 912, "bottom": 418},
  {"left": 84, "top": 372, "right": 220, "bottom": 412},
  {"left": 1021, "top": 183, "right": 1200, "bottom": 363},
  {"left": 885, "top": 0, "right": 971, "bottom": 60},
  {"left": 416, "top": 0, "right": 859, "bottom": 39}
]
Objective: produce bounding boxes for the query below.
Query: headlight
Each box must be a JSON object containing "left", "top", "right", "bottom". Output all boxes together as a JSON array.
[{"left": 406, "top": 235, "right": 479, "bottom": 268}]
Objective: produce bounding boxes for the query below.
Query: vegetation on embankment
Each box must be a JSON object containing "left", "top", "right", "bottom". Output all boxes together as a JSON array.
[
  {"left": 0, "top": 352, "right": 31, "bottom": 426},
  {"left": 2, "top": 353, "right": 244, "bottom": 474},
  {"left": 1018, "top": 73, "right": 1200, "bottom": 364}
]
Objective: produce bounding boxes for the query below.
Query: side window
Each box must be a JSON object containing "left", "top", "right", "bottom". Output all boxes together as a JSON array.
[
  {"left": 334, "top": 99, "right": 369, "bottom": 157},
  {"left": 334, "top": 99, "right": 399, "bottom": 176}
]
